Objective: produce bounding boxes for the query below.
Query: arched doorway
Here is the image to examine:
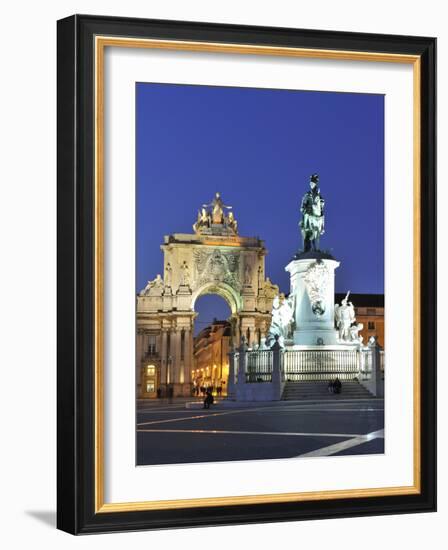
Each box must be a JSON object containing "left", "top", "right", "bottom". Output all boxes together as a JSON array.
[{"left": 136, "top": 193, "right": 279, "bottom": 398}]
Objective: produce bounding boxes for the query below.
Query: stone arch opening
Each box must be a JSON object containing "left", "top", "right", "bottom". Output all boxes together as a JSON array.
[
  {"left": 191, "top": 281, "right": 242, "bottom": 316},
  {"left": 192, "top": 292, "right": 233, "bottom": 397},
  {"left": 193, "top": 293, "right": 233, "bottom": 330}
]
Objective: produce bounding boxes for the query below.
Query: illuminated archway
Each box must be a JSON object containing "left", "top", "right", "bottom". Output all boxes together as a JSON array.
[{"left": 136, "top": 196, "right": 279, "bottom": 397}]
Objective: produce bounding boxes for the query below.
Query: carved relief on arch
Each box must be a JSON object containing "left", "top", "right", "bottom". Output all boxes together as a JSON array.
[{"left": 193, "top": 249, "right": 241, "bottom": 291}]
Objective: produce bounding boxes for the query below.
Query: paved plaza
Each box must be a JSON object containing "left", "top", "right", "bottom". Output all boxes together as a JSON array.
[{"left": 136, "top": 398, "right": 384, "bottom": 465}]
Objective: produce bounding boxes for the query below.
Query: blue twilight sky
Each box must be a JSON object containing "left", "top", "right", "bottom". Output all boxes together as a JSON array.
[{"left": 136, "top": 83, "right": 384, "bottom": 330}]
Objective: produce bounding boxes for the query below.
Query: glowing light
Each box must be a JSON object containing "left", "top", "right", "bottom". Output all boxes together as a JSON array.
[{"left": 146, "top": 365, "right": 156, "bottom": 376}]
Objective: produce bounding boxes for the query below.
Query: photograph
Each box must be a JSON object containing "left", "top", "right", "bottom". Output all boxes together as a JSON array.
[{"left": 135, "top": 82, "right": 385, "bottom": 466}]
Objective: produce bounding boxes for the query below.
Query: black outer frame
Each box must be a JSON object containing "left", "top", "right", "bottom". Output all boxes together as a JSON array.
[{"left": 57, "top": 14, "right": 436, "bottom": 535}]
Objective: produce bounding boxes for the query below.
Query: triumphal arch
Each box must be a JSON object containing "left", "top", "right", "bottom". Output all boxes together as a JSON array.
[{"left": 136, "top": 193, "right": 278, "bottom": 398}]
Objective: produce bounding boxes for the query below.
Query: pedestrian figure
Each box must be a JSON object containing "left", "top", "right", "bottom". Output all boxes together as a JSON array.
[
  {"left": 333, "top": 377, "right": 342, "bottom": 394},
  {"left": 327, "top": 380, "right": 334, "bottom": 394},
  {"left": 203, "top": 390, "right": 214, "bottom": 409}
]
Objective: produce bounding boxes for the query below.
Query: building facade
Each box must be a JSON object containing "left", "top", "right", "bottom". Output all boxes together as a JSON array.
[{"left": 192, "top": 320, "right": 231, "bottom": 396}]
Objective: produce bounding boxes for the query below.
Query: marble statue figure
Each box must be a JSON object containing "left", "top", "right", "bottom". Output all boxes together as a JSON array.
[
  {"left": 193, "top": 207, "right": 211, "bottom": 233},
  {"left": 180, "top": 261, "right": 190, "bottom": 286},
  {"left": 140, "top": 274, "right": 164, "bottom": 296},
  {"left": 164, "top": 263, "right": 172, "bottom": 287},
  {"left": 349, "top": 322, "right": 364, "bottom": 344},
  {"left": 244, "top": 263, "right": 252, "bottom": 285},
  {"left": 266, "top": 293, "right": 294, "bottom": 348},
  {"left": 227, "top": 211, "right": 238, "bottom": 233},
  {"left": 335, "top": 291, "right": 356, "bottom": 342}
]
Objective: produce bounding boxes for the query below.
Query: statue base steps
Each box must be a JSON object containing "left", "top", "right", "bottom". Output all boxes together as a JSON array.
[{"left": 282, "top": 380, "right": 374, "bottom": 400}]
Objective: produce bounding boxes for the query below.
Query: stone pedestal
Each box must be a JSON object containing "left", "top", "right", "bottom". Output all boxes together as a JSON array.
[
  {"left": 285, "top": 255, "right": 340, "bottom": 346},
  {"left": 176, "top": 284, "right": 192, "bottom": 310}
]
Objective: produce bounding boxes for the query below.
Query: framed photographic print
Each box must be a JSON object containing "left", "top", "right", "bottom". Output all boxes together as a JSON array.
[{"left": 57, "top": 14, "right": 436, "bottom": 534}]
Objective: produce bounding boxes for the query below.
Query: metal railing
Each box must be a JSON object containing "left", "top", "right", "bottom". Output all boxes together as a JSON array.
[
  {"left": 282, "top": 349, "right": 361, "bottom": 381},
  {"left": 229, "top": 346, "right": 383, "bottom": 385},
  {"left": 245, "top": 350, "right": 273, "bottom": 383}
]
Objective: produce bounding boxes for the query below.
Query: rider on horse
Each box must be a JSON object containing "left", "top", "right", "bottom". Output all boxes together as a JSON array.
[{"left": 299, "top": 173, "right": 325, "bottom": 252}]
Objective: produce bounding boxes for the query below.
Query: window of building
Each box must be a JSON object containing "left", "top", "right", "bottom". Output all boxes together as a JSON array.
[
  {"left": 367, "top": 308, "right": 376, "bottom": 316},
  {"left": 146, "top": 365, "right": 156, "bottom": 377},
  {"left": 146, "top": 381, "right": 155, "bottom": 393},
  {"left": 368, "top": 321, "right": 376, "bottom": 330},
  {"left": 148, "top": 334, "right": 156, "bottom": 355}
]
